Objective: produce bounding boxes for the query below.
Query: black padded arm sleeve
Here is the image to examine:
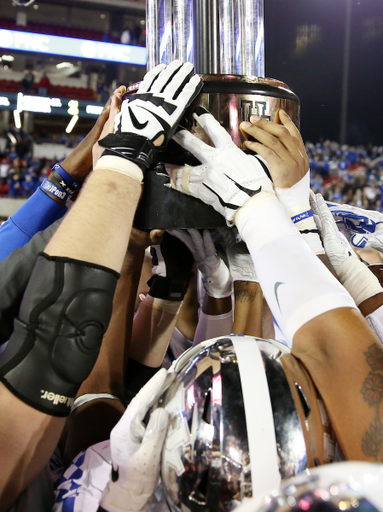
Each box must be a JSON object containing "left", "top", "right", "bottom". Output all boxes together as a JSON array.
[{"left": 0, "top": 253, "right": 119, "bottom": 417}]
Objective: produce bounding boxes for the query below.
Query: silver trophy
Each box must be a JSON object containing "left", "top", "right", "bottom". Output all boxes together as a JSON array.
[{"left": 134, "top": 0, "right": 300, "bottom": 229}]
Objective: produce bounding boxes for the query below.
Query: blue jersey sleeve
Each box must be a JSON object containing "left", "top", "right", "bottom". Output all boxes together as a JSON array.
[{"left": 0, "top": 188, "right": 67, "bottom": 261}]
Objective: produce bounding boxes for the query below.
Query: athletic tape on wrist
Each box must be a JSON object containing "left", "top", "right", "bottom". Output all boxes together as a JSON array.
[
  {"left": 275, "top": 171, "right": 321, "bottom": 241},
  {"left": 336, "top": 255, "right": 383, "bottom": 306},
  {"left": 40, "top": 178, "right": 71, "bottom": 202},
  {"left": 71, "top": 393, "right": 121, "bottom": 412},
  {"left": 234, "top": 191, "right": 278, "bottom": 227},
  {"left": 94, "top": 155, "right": 144, "bottom": 183},
  {"left": 52, "top": 163, "right": 83, "bottom": 191},
  {"left": 143, "top": 293, "right": 182, "bottom": 315}
]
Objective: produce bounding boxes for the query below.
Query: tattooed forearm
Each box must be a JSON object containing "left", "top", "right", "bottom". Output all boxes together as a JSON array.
[
  {"left": 234, "top": 281, "right": 261, "bottom": 303},
  {"left": 361, "top": 344, "right": 383, "bottom": 460}
]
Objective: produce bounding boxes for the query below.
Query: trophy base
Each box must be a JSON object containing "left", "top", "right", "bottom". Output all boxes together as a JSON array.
[
  {"left": 132, "top": 75, "right": 300, "bottom": 230},
  {"left": 133, "top": 167, "right": 227, "bottom": 230}
]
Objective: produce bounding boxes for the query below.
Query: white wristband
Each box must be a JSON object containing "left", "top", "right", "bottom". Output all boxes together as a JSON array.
[
  {"left": 275, "top": 171, "right": 324, "bottom": 255},
  {"left": 337, "top": 255, "right": 383, "bottom": 306},
  {"left": 94, "top": 155, "right": 144, "bottom": 183}
]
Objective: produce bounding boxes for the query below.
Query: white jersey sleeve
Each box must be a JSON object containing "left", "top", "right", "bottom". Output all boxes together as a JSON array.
[
  {"left": 53, "top": 440, "right": 112, "bottom": 512},
  {"left": 366, "top": 304, "right": 383, "bottom": 346}
]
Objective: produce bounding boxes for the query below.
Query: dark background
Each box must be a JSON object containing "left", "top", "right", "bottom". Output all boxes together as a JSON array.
[{"left": 265, "top": 0, "right": 383, "bottom": 145}]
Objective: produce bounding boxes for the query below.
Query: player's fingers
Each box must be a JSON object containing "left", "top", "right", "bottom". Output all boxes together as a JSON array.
[
  {"left": 139, "top": 63, "right": 167, "bottom": 93},
  {"left": 202, "top": 229, "right": 217, "bottom": 256},
  {"left": 243, "top": 140, "right": 280, "bottom": 166},
  {"left": 243, "top": 116, "right": 300, "bottom": 162},
  {"left": 150, "top": 229, "right": 165, "bottom": 245},
  {"left": 150, "top": 60, "right": 183, "bottom": 94},
  {"left": 193, "top": 107, "right": 232, "bottom": 149},
  {"left": 173, "top": 128, "right": 210, "bottom": 158},
  {"left": 279, "top": 110, "right": 309, "bottom": 171}
]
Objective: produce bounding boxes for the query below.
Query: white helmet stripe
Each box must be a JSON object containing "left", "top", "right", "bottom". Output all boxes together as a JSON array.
[{"left": 231, "top": 335, "right": 281, "bottom": 498}]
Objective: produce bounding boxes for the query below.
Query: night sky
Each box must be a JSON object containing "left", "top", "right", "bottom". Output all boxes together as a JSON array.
[{"left": 265, "top": 0, "right": 383, "bottom": 145}]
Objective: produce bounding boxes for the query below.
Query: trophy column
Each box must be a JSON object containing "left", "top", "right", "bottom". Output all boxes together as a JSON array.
[{"left": 134, "top": 0, "right": 300, "bottom": 229}]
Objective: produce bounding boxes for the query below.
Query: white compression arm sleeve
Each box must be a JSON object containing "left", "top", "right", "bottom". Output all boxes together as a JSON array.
[
  {"left": 193, "top": 310, "right": 234, "bottom": 346},
  {"left": 367, "top": 304, "right": 383, "bottom": 346},
  {"left": 236, "top": 198, "right": 357, "bottom": 344}
]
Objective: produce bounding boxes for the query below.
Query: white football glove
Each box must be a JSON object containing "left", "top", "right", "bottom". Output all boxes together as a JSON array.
[
  {"left": 167, "top": 107, "right": 273, "bottom": 225},
  {"left": 327, "top": 201, "right": 383, "bottom": 252},
  {"left": 99, "top": 369, "right": 169, "bottom": 512},
  {"left": 310, "top": 192, "right": 383, "bottom": 306},
  {"left": 309, "top": 192, "right": 354, "bottom": 270},
  {"left": 99, "top": 61, "right": 203, "bottom": 171},
  {"left": 168, "top": 229, "right": 233, "bottom": 298}
]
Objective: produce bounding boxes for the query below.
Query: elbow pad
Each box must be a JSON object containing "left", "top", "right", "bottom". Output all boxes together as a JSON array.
[{"left": 0, "top": 253, "right": 119, "bottom": 417}]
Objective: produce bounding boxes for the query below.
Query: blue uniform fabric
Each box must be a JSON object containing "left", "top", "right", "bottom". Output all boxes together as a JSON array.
[{"left": 0, "top": 188, "right": 66, "bottom": 261}]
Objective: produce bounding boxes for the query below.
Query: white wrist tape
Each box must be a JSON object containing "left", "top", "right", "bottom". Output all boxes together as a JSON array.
[
  {"left": 275, "top": 171, "right": 324, "bottom": 255},
  {"left": 144, "top": 294, "right": 182, "bottom": 315},
  {"left": 94, "top": 155, "right": 144, "bottom": 183},
  {"left": 193, "top": 310, "right": 234, "bottom": 346},
  {"left": 336, "top": 255, "right": 383, "bottom": 306},
  {"left": 366, "top": 304, "right": 383, "bottom": 346},
  {"left": 234, "top": 191, "right": 278, "bottom": 227},
  {"left": 236, "top": 200, "right": 356, "bottom": 344},
  {"left": 71, "top": 393, "right": 121, "bottom": 412}
]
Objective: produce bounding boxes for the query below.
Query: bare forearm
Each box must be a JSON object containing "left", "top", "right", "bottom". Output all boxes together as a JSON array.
[
  {"left": 232, "top": 281, "right": 263, "bottom": 336},
  {"left": 130, "top": 301, "right": 178, "bottom": 367},
  {"left": 0, "top": 384, "right": 65, "bottom": 511},
  {"left": 45, "top": 169, "right": 142, "bottom": 273}
]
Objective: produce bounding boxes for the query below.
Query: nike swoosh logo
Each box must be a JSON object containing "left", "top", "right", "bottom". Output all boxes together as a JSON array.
[
  {"left": 128, "top": 106, "right": 148, "bottom": 130},
  {"left": 224, "top": 174, "right": 261, "bottom": 197},
  {"left": 274, "top": 281, "right": 285, "bottom": 312},
  {"left": 202, "top": 183, "right": 239, "bottom": 210}
]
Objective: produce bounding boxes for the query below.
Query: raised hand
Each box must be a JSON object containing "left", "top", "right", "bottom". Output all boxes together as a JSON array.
[
  {"left": 98, "top": 61, "right": 203, "bottom": 172},
  {"left": 240, "top": 110, "right": 309, "bottom": 189},
  {"left": 167, "top": 107, "right": 273, "bottom": 225},
  {"left": 168, "top": 229, "right": 233, "bottom": 299},
  {"left": 99, "top": 369, "right": 170, "bottom": 512}
]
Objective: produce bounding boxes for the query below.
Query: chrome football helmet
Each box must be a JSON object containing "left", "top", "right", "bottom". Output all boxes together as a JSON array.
[
  {"left": 151, "top": 335, "right": 337, "bottom": 512},
  {"left": 238, "top": 461, "right": 383, "bottom": 512}
]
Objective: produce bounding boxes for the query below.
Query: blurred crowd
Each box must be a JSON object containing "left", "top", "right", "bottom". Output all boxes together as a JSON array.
[
  {"left": 308, "top": 140, "right": 383, "bottom": 210},
  {"left": 0, "top": 145, "right": 54, "bottom": 198},
  {"left": 2, "top": 137, "right": 383, "bottom": 204}
]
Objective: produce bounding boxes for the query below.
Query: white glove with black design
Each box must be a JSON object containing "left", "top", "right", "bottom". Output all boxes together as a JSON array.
[
  {"left": 99, "top": 60, "right": 203, "bottom": 171},
  {"left": 167, "top": 107, "right": 273, "bottom": 225},
  {"left": 168, "top": 229, "right": 233, "bottom": 298},
  {"left": 327, "top": 201, "right": 383, "bottom": 253},
  {"left": 99, "top": 369, "right": 169, "bottom": 512}
]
